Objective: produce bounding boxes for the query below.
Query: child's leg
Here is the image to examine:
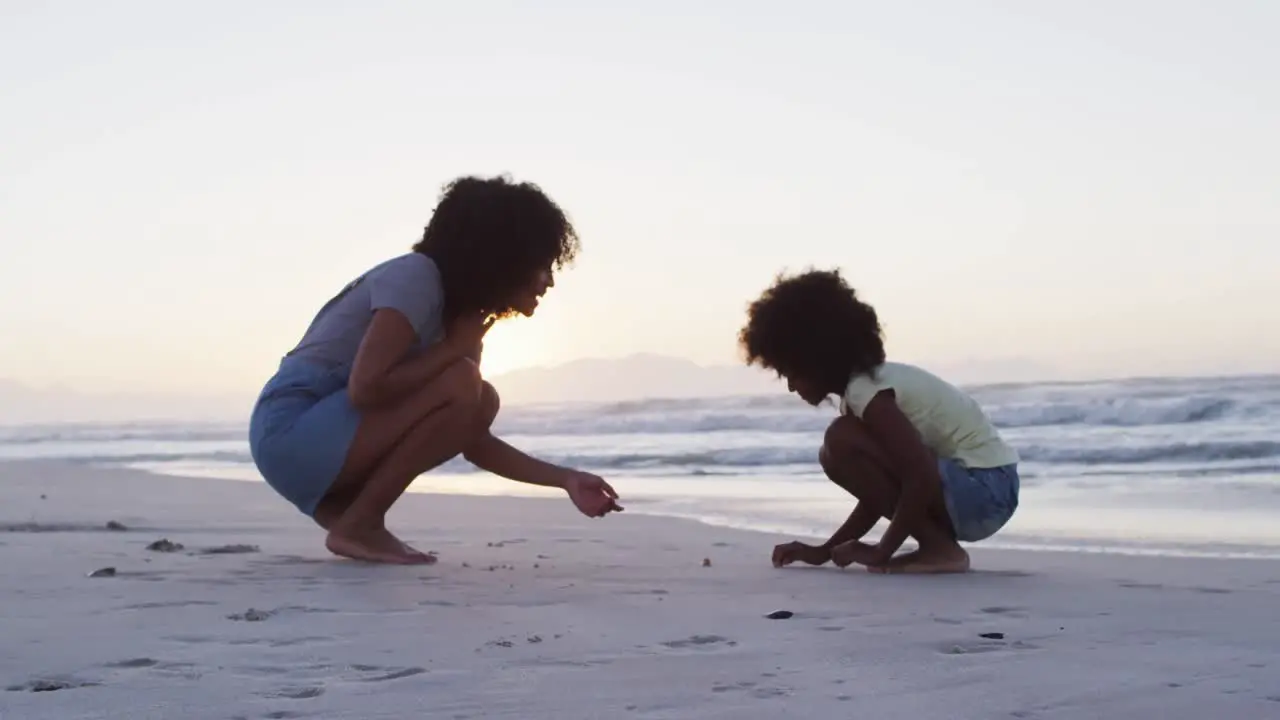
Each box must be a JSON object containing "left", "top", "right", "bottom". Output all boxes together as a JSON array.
[
  {"left": 313, "top": 381, "right": 501, "bottom": 557},
  {"left": 319, "top": 359, "right": 487, "bottom": 564},
  {"left": 820, "top": 415, "right": 969, "bottom": 573}
]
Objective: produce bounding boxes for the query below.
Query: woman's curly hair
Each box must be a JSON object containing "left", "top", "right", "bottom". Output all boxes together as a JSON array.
[
  {"left": 412, "top": 175, "right": 580, "bottom": 320},
  {"left": 738, "top": 268, "right": 886, "bottom": 393}
]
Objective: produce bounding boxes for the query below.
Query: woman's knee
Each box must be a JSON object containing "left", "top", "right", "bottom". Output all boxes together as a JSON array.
[
  {"left": 366, "top": 357, "right": 482, "bottom": 432},
  {"left": 423, "top": 358, "right": 483, "bottom": 420},
  {"left": 474, "top": 381, "right": 500, "bottom": 432}
]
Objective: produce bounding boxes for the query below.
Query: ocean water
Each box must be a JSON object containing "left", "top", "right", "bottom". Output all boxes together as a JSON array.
[{"left": 3, "top": 375, "right": 1279, "bottom": 559}]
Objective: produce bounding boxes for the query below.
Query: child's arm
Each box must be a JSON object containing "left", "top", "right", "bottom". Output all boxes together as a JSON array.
[
  {"left": 859, "top": 390, "right": 940, "bottom": 563},
  {"left": 821, "top": 501, "right": 880, "bottom": 552}
]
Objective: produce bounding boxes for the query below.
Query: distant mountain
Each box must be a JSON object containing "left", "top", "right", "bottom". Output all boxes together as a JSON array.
[
  {"left": 0, "top": 353, "right": 1063, "bottom": 423},
  {"left": 489, "top": 353, "right": 779, "bottom": 405},
  {"left": 487, "top": 353, "right": 1065, "bottom": 405}
]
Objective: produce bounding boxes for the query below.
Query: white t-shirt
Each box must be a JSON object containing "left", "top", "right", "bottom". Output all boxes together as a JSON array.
[{"left": 840, "top": 362, "right": 1019, "bottom": 468}]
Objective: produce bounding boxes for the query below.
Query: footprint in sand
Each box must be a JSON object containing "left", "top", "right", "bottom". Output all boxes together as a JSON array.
[
  {"left": 979, "top": 606, "right": 1027, "bottom": 616},
  {"left": 938, "top": 638, "right": 1041, "bottom": 655},
  {"left": 3, "top": 522, "right": 122, "bottom": 533},
  {"left": 660, "top": 635, "right": 738, "bottom": 650},
  {"left": 260, "top": 685, "right": 325, "bottom": 700},
  {"left": 105, "top": 658, "right": 159, "bottom": 669},
  {"left": 227, "top": 608, "right": 275, "bottom": 622},
  {"left": 6, "top": 677, "right": 100, "bottom": 692},
  {"left": 110, "top": 569, "right": 170, "bottom": 582},
  {"left": 711, "top": 681, "right": 790, "bottom": 699},
  {"left": 192, "top": 544, "right": 261, "bottom": 555},
  {"left": 146, "top": 538, "right": 184, "bottom": 552},
  {"left": 342, "top": 664, "right": 427, "bottom": 682},
  {"left": 122, "top": 600, "right": 217, "bottom": 610},
  {"left": 1118, "top": 581, "right": 1164, "bottom": 590},
  {"left": 166, "top": 632, "right": 216, "bottom": 645}
]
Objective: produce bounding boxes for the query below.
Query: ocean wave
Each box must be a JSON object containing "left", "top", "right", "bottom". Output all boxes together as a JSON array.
[
  {"left": 3, "top": 386, "right": 1275, "bottom": 445},
  {"left": 1018, "top": 440, "right": 1280, "bottom": 465},
  {"left": 986, "top": 397, "right": 1236, "bottom": 428},
  {"left": 60, "top": 436, "right": 1280, "bottom": 476}
]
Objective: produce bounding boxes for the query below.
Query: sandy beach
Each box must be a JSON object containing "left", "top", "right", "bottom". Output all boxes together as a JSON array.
[{"left": 2, "top": 460, "right": 1278, "bottom": 720}]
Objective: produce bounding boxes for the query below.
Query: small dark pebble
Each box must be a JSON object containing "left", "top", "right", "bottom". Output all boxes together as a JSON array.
[
  {"left": 146, "top": 538, "right": 184, "bottom": 552},
  {"left": 765, "top": 610, "right": 794, "bottom": 620},
  {"left": 979, "top": 632, "right": 1005, "bottom": 640},
  {"left": 105, "top": 521, "right": 127, "bottom": 531},
  {"left": 88, "top": 567, "right": 117, "bottom": 578}
]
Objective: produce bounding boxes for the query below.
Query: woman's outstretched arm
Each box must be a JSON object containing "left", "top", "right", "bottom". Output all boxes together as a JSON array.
[{"left": 464, "top": 428, "right": 623, "bottom": 518}]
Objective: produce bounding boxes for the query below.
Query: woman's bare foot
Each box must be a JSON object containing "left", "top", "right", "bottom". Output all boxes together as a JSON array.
[
  {"left": 325, "top": 528, "right": 428, "bottom": 565},
  {"left": 867, "top": 544, "right": 970, "bottom": 574}
]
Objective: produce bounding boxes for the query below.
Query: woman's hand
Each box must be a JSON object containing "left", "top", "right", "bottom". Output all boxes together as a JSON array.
[{"left": 562, "top": 470, "right": 624, "bottom": 518}]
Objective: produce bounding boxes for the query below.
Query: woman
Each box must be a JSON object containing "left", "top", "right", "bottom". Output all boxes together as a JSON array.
[{"left": 249, "top": 175, "right": 623, "bottom": 565}]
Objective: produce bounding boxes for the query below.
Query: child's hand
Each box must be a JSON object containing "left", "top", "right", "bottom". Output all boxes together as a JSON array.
[
  {"left": 830, "top": 540, "right": 886, "bottom": 568},
  {"left": 771, "top": 542, "right": 830, "bottom": 568}
]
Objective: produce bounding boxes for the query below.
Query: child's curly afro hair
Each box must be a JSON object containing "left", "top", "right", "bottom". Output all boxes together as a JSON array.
[{"left": 738, "top": 268, "right": 886, "bottom": 394}]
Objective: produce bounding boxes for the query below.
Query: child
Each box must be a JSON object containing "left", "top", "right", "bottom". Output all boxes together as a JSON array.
[
  {"left": 248, "top": 175, "right": 622, "bottom": 565},
  {"left": 738, "top": 269, "right": 1019, "bottom": 574}
]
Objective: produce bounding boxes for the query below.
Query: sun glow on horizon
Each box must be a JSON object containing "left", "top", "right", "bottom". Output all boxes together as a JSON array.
[{"left": 478, "top": 318, "right": 547, "bottom": 377}]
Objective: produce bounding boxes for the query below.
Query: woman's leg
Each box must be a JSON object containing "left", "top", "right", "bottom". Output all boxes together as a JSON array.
[
  {"left": 313, "top": 379, "right": 503, "bottom": 559},
  {"left": 819, "top": 415, "right": 969, "bottom": 573},
  {"left": 317, "top": 359, "right": 487, "bottom": 564}
]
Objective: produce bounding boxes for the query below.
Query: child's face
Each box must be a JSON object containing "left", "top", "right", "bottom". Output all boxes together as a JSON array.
[{"left": 785, "top": 374, "right": 828, "bottom": 406}]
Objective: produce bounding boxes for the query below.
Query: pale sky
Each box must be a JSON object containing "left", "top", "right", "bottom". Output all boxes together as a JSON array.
[{"left": 3, "top": 0, "right": 1277, "bottom": 394}]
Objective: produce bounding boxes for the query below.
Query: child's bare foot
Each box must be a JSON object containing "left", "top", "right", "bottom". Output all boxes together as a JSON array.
[
  {"left": 381, "top": 528, "right": 437, "bottom": 564},
  {"left": 326, "top": 528, "right": 426, "bottom": 565},
  {"left": 868, "top": 544, "right": 970, "bottom": 574}
]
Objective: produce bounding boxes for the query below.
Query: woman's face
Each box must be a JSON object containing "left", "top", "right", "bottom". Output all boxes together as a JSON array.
[{"left": 510, "top": 266, "right": 555, "bottom": 317}]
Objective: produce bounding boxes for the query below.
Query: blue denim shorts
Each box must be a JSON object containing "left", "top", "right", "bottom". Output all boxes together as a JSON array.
[
  {"left": 936, "top": 459, "right": 1019, "bottom": 542},
  {"left": 248, "top": 358, "right": 361, "bottom": 517}
]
